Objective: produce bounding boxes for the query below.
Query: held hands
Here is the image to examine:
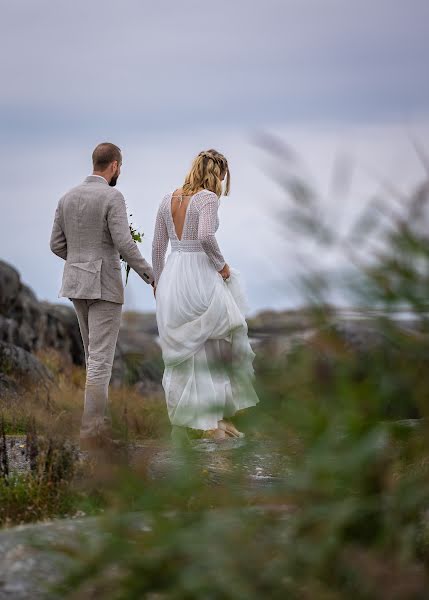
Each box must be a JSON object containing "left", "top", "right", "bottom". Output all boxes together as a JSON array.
[{"left": 218, "top": 263, "right": 231, "bottom": 281}]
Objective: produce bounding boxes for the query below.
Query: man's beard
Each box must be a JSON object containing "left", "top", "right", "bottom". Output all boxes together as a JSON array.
[{"left": 109, "top": 170, "right": 119, "bottom": 187}]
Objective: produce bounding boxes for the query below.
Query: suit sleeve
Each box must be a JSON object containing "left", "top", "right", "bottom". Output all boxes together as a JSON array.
[
  {"left": 50, "top": 200, "right": 68, "bottom": 260},
  {"left": 107, "top": 191, "right": 154, "bottom": 285},
  {"left": 197, "top": 195, "right": 226, "bottom": 271}
]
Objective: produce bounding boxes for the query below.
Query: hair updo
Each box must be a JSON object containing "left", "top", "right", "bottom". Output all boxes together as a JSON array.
[{"left": 182, "top": 149, "right": 230, "bottom": 198}]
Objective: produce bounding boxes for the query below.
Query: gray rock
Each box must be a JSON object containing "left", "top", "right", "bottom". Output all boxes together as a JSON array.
[
  {"left": 0, "top": 373, "right": 18, "bottom": 398},
  {"left": 112, "top": 326, "right": 163, "bottom": 390},
  {"left": 121, "top": 311, "right": 159, "bottom": 335},
  {"left": 39, "top": 303, "right": 84, "bottom": 365},
  {"left": 0, "top": 342, "right": 53, "bottom": 388},
  {"left": 0, "top": 438, "right": 291, "bottom": 598},
  {"left": 9, "top": 285, "right": 43, "bottom": 351},
  {"left": 0, "top": 515, "right": 106, "bottom": 600},
  {"left": 0, "top": 261, "right": 21, "bottom": 317},
  {"left": 0, "top": 261, "right": 163, "bottom": 391},
  {"left": 0, "top": 316, "right": 19, "bottom": 346},
  {"left": 0, "top": 260, "right": 85, "bottom": 368}
]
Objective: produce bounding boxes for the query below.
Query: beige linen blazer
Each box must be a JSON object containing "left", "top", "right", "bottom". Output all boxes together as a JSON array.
[{"left": 50, "top": 175, "right": 154, "bottom": 304}]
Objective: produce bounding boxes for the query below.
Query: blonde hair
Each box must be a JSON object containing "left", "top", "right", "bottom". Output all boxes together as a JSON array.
[{"left": 182, "top": 149, "right": 231, "bottom": 197}]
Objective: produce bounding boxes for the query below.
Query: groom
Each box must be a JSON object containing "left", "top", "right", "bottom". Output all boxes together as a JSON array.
[{"left": 50, "top": 142, "right": 154, "bottom": 452}]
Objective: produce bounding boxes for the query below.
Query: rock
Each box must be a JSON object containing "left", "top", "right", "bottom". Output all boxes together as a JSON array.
[
  {"left": 252, "top": 316, "right": 408, "bottom": 367},
  {"left": 0, "top": 261, "right": 21, "bottom": 317},
  {"left": 8, "top": 285, "right": 43, "bottom": 351},
  {"left": 0, "top": 373, "right": 18, "bottom": 398},
  {"left": 0, "top": 259, "right": 162, "bottom": 392},
  {"left": 247, "top": 308, "right": 324, "bottom": 337},
  {"left": 0, "top": 342, "right": 53, "bottom": 388},
  {"left": 0, "top": 515, "right": 103, "bottom": 599},
  {"left": 329, "top": 320, "right": 389, "bottom": 351},
  {"left": 0, "top": 260, "right": 85, "bottom": 369},
  {"left": 121, "top": 311, "right": 159, "bottom": 335},
  {"left": 39, "top": 303, "right": 84, "bottom": 365},
  {"left": 0, "top": 316, "right": 19, "bottom": 346},
  {"left": 112, "top": 315, "right": 163, "bottom": 391},
  {"left": 0, "top": 439, "right": 285, "bottom": 600}
]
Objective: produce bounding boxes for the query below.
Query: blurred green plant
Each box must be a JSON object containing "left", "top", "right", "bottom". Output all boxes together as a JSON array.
[
  {"left": 29, "top": 140, "right": 429, "bottom": 598},
  {"left": 0, "top": 418, "right": 82, "bottom": 526}
]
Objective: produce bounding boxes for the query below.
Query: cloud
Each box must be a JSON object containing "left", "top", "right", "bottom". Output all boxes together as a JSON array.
[{"left": 1, "top": 0, "right": 428, "bottom": 136}]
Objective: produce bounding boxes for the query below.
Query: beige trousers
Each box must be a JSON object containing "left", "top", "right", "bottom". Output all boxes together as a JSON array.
[{"left": 72, "top": 299, "right": 122, "bottom": 439}]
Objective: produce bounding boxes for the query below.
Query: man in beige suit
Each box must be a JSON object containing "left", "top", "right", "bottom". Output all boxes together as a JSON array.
[{"left": 50, "top": 142, "right": 154, "bottom": 452}]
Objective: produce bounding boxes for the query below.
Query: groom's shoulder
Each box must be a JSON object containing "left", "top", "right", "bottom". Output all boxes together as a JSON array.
[
  {"left": 61, "top": 181, "right": 124, "bottom": 203},
  {"left": 105, "top": 186, "right": 125, "bottom": 202}
]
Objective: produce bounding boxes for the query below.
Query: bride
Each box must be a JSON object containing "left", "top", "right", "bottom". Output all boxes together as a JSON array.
[{"left": 152, "top": 149, "right": 259, "bottom": 441}]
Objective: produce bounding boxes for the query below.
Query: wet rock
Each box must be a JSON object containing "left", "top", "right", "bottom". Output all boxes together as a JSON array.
[
  {"left": 0, "top": 436, "right": 291, "bottom": 598},
  {"left": 130, "top": 439, "right": 290, "bottom": 493}
]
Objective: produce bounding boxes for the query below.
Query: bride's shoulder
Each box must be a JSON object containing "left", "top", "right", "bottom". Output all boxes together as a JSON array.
[
  {"left": 159, "top": 192, "right": 172, "bottom": 207},
  {"left": 194, "top": 189, "right": 218, "bottom": 209}
]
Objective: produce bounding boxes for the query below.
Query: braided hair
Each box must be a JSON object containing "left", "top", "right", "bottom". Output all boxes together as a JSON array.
[{"left": 182, "top": 149, "right": 231, "bottom": 197}]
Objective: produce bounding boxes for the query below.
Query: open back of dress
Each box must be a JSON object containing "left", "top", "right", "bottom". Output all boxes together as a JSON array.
[{"left": 170, "top": 190, "right": 193, "bottom": 241}]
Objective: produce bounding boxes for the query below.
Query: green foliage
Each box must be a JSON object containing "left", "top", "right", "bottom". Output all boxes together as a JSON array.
[
  {"left": 44, "top": 146, "right": 429, "bottom": 600},
  {"left": 0, "top": 430, "right": 80, "bottom": 526},
  {"left": 120, "top": 218, "right": 145, "bottom": 285},
  {"left": 11, "top": 146, "right": 429, "bottom": 597}
]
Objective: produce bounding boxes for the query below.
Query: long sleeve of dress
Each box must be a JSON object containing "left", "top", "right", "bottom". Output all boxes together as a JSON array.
[
  {"left": 152, "top": 205, "right": 169, "bottom": 285},
  {"left": 197, "top": 195, "right": 226, "bottom": 271}
]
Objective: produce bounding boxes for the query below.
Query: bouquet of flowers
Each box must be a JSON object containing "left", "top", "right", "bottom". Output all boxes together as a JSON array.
[{"left": 120, "top": 213, "right": 144, "bottom": 285}]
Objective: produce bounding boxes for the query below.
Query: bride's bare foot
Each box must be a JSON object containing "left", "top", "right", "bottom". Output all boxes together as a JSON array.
[
  {"left": 204, "top": 421, "right": 245, "bottom": 441},
  {"left": 218, "top": 420, "right": 245, "bottom": 438},
  {"left": 204, "top": 428, "right": 228, "bottom": 441}
]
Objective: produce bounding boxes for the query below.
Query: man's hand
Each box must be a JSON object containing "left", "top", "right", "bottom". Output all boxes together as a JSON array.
[
  {"left": 218, "top": 263, "right": 230, "bottom": 280},
  {"left": 152, "top": 282, "right": 156, "bottom": 298}
]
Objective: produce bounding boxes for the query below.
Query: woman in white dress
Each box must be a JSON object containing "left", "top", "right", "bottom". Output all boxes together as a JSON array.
[{"left": 152, "top": 149, "right": 259, "bottom": 441}]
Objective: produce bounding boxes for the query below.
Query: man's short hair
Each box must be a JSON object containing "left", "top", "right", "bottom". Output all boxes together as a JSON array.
[{"left": 92, "top": 142, "right": 122, "bottom": 171}]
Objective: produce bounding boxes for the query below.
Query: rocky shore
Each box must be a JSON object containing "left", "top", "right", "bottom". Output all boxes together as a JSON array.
[
  {"left": 1, "top": 258, "right": 423, "bottom": 400},
  {"left": 0, "top": 260, "right": 163, "bottom": 397}
]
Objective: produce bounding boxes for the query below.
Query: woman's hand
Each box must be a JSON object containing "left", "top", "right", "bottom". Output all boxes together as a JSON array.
[{"left": 218, "top": 263, "right": 230, "bottom": 281}]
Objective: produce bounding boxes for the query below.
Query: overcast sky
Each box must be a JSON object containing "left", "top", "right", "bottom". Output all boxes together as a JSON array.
[{"left": 1, "top": 0, "right": 428, "bottom": 313}]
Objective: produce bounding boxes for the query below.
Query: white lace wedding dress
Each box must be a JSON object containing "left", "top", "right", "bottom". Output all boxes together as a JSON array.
[{"left": 152, "top": 189, "right": 259, "bottom": 430}]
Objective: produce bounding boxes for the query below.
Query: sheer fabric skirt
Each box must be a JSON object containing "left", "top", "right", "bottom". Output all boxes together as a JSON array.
[{"left": 155, "top": 250, "right": 259, "bottom": 430}]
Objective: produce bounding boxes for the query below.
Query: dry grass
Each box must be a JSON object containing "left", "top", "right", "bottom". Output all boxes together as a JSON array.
[{"left": 1, "top": 348, "right": 169, "bottom": 441}]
